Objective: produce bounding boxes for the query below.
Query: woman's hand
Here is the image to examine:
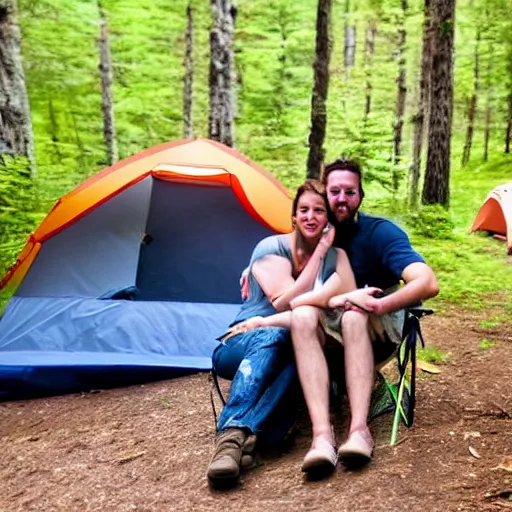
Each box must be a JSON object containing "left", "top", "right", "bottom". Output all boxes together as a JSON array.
[
  {"left": 328, "top": 287, "right": 383, "bottom": 313},
  {"left": 318, "top": 223, "right": 335, "bottom": 252},
  {"left": 228, "top": 316, "right": 265, "bottom": 335}
]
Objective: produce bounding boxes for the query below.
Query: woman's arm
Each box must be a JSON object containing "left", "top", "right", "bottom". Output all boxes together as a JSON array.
[
  {"left": 252, "top": 229, "right": 335, "bottom": 312},
  {"left": 228, "top": 311, "right": 292, "bottom": 335},
  {"left": 290, "top": 248, "right": 357, "bottom": 309}
]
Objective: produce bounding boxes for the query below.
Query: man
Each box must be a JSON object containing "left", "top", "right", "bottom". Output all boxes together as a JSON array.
[{"left": 292, "top": 158, "right": 439, "bottom": 474}]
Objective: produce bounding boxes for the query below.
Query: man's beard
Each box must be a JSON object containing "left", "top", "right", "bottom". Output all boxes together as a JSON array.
[{"left": 331, "top": 204, "right": 357, "bottom": 225}]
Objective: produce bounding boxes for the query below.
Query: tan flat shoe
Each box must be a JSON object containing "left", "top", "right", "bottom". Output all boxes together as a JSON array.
[
  {"left": 301, "top": 436, "right": 337, "bottom": 474},
  {"left": 337, "top": 429, "right": 374, "bottom": 468}
]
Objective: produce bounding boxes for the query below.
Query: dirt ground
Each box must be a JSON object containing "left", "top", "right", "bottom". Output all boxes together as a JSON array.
[{"left": 1, "top": 306, "right": 511, "bottom": 512}]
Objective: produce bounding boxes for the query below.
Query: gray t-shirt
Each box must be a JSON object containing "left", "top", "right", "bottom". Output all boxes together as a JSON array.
[{"left": 230, "top": 234, "right": 337, "bottom": 326}]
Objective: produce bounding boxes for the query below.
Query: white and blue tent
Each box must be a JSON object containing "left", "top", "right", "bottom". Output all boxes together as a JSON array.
[{"left": 0, "top": 139, "right": 292, "bottom": 400}]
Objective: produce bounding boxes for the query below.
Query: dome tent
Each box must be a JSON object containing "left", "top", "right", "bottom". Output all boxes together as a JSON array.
[
  {"left": 471, "top": 183, "right": 512, "bottom": 255},
  {"left": 0, "top": 139, "right": 292, "bottom": 400}
]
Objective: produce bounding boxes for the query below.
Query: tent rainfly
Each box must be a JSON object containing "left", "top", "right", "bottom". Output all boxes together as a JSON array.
[
  {"left": 0, "top": 139, "right": 292, "bottom": 401},
  {"left": 471, "top": 183, "right": 512, "bottom": 255}
]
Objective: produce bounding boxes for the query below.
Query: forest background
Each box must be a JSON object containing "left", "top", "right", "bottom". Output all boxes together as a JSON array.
[{"left": 0, "top": 0, "right": 511, "bottom": 313}]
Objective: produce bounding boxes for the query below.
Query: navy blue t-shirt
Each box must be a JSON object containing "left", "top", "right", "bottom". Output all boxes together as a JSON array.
[{"left": 334, "top": 212, "right": 424, "bottom": 290}]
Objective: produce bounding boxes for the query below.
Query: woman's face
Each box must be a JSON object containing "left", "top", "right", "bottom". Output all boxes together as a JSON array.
[{"left": 293, "top": 191, "right": 328, "bottom": 240}]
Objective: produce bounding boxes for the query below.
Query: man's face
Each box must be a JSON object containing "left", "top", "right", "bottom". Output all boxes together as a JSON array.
[{"left": 325, "top": 170, "right": 362, "bottom": 224}]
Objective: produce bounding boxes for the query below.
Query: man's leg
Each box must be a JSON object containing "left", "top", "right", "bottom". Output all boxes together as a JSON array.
[
  {"left": 291, "top": 306, "right": 337, "bottom": 472},
  {"left": 291, "top": 306, "right": 330, "bottom": 440},
  {"left": 337, "top": 310, "right": 375, "bottom": 465}
]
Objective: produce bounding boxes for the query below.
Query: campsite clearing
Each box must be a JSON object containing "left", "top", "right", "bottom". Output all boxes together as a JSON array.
[{"left": 1, "top": 305, "right": 510, "bottom": 512}]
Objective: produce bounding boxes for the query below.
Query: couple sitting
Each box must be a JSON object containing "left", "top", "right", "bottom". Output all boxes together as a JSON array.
[{"left": 207, "top": 159, "right": 439, "bottom": 486}]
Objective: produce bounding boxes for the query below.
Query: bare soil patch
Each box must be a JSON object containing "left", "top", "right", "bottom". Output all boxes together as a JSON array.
[{"left": 1, "top": 307, "right": 511, "bottom": 512}]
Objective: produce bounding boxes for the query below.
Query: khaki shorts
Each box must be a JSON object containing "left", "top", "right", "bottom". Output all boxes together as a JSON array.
[{"left": 320, "top": 308, "right": 405, "bottom": 364}]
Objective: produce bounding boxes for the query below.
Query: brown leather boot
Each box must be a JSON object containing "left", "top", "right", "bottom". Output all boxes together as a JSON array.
[
  {"left": 241, "top": 433, "right": 258, "bottom": 469},
  {"left": 207, "top": 428, "right": 247, "bottom": 484}
]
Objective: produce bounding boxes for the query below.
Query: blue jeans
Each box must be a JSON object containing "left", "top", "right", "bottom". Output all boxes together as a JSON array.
[{"left": 213, "top": 327, "right": 298, "bottom": 444}]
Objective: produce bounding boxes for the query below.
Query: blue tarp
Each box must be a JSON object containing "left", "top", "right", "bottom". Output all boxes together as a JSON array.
[{"left": 0, "top": 297, "right": 239, "bottom": 400}]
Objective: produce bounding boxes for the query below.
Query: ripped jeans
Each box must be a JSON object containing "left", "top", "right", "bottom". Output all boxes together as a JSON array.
[{"left": 212, "top": 327, "right": 298, "bottom": 444}]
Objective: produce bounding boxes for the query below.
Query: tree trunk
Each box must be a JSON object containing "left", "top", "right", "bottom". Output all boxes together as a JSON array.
[
  {"left": 409, "top": 0, "right": 433, "bottom": 206},
  {"left": 306, "top": 0, "right": 333, "bottom": 179},
  {"left": 208, "top": 0, "right": 235, "bottom": 147},
  {"left": 67, "top": 98, "right": 86, "bottom": 170},
  {"left": 183, "top": 2, "right": 194, "bottom": 139},
  {"left": 422, "top": 0, "right": 455, "bottom": 207},
  {"left": 483, "top": 43, "right": 492, "bottom": 162},
  {"left": 392, "top": 0, "right": 408, "bottom": 191},
  {"left": 506, "top": 93, "right": 512, "bottom": 154},
  {"left": 48, "top": 97, "right": 61, "bottom": 162},
  {"left": 461, "top": 28, "right": 480, "bottom": 166},
  {"left": 344, "top": 0, "right": 356, "bottom": 73},
  {"left": 97, "top": 0, "right": 118, "bottom": 165},
  {"left": 363, "top": 20, "right": 376, "bottom": 123},
  {"left": 0, "top": 0, "right": 36, "bottom": 176}
]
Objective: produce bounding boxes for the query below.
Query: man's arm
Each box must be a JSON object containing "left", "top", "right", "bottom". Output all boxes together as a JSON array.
[
  {"left": 351, "top": 220, "right": 439, "bottom": 315},
  {"left": 328, "top": 262, "right": 439, "bottom": 315},
  {"left": 375, "top": 261, "right": 439, "bottom": 314}
]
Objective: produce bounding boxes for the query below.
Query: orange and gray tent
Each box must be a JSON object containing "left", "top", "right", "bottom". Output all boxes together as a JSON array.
[
  {"left": 0, "top": 139, "right": 292, "bottom": 400},
  {"left": 471, "top": 183, "right": 512, "bottom": 255}
]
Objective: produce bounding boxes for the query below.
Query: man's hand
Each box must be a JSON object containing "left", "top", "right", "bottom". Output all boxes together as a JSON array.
[{"left": 328, "top": 287, "right": 383, "bottom": 314}]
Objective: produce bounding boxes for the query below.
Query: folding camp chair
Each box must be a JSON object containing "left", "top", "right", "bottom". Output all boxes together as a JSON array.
[
  {"left": 386, "top": 306, "right": 434, "bottom": 445},
  {"left": 209, "top": 367, "right": 227, "bottom": 426}
]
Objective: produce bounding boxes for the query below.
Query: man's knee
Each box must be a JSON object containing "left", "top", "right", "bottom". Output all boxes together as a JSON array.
[
  {"left": 291, "top": 306, "right": 319, "bottom": 334},
  {"left": 341, "top": 310, "right": 370, "bottom": 345}
]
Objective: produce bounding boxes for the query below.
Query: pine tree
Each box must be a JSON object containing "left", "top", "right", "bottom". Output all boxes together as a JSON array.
[
  {"left": 461, "top": 27, "right": 480, "bottom": 166},
  {"left": 183, "top": 1, "right": 194, "bottom": 139},
  {"left": 422, "top": 0, "right": 456, "bottom": 207},
  {"left": 208, "top": 0, "right": 236, "bottom": 147},
  {"left": 306, "top": 0, "right": 333, "bottom": 179},
  {"left": 410, "top": 0, "right": 433, "bottom": 206},
  {"left": 392, "top": 0, "right": 408, "bottom": 191},
  {"left": 97, "top": 0, "right": 118, "bottom": 165},
  {"left": 0, "top": 0, "right": 36, "bottom": 176}
]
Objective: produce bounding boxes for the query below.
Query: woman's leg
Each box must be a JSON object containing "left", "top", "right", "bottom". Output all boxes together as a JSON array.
[
  {"left": 208, "top": 327, "right": 296, "bottom": 484},
  {"left": 216, "top": 327, "right": 295, "bottom": 436}
]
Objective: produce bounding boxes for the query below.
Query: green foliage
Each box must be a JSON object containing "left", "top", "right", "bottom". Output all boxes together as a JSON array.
[
  {"left": 479, "top": 315, "right": 508, "bottom": 329},
  {"left": 479, "top": 338, "right": 496, "bottom": 350},
  {"left": 0, "top": 156, "right": 40, "bottom": 275},
  {"left": 404, "top": 205, "right": 455, "bottom": 240},
  {"left": 417, "top": 346, "right": 451, "bottom": 364}
]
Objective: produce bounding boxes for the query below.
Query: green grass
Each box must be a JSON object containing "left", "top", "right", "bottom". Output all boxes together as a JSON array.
[
  {"left": 479, "top": 315, "right": 509, "bottom": 329},
  {"left": 159, "top": 397, "right": 170, "bottom": 408},
  {"left": 417, "top": 346, "right": 452, "bottom": 364},
  {"left": 479, "top": 338, "right": 497, "bottom": 350}
]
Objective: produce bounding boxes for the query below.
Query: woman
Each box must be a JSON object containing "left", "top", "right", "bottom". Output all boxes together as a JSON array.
[{"left": 207, "top": 179, "right": 356, "bottom": 486}]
